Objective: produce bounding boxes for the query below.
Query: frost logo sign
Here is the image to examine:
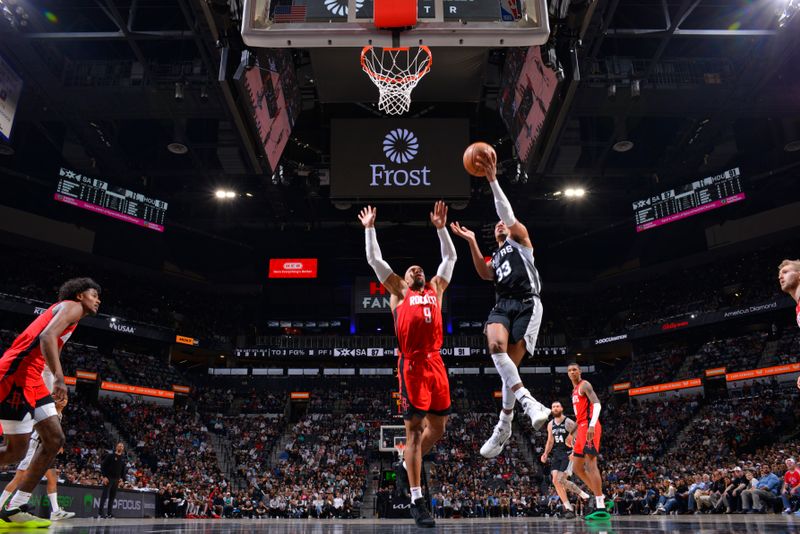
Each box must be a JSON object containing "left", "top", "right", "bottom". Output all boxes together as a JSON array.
[
  {"left": 371, "top": 129, "right": 431, "bottom": 188},
  {"left": 330, "top": 119, "right": 469, "bottom": 199},
  {"left": 383, "top": 128, "right": 418, "bottom": 163}
]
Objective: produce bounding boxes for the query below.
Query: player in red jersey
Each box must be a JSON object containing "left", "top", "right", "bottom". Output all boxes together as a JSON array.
[
  {"left": 777, "top": 259, "right": 800, "bottom": 390},
  {"left": 0, "top": 278, "right": 100, "bottom": 527},
  {"left": 359, "top": 201, "right": 456, "bottom": 528},
  {"left": 567, "top": 362, "right": 608, "bottom": 520}
]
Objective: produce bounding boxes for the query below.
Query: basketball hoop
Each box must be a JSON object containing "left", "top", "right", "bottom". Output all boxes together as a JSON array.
[
  {"left": 360, "top": 46, "right": 432, "bottom": 115},
  {"left": 394, "top": 442, "right": 406, "bottom": 458}
]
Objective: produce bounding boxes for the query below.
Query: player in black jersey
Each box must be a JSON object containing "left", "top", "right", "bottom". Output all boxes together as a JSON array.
[
  {"left": 541, "top": 401, "right": 588, "bottom": 518},
  {"left": 451, "top": 148, "right": 550, "bottom": 459}
]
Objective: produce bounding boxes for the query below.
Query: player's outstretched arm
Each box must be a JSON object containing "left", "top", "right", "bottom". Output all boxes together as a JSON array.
[
  {"left": 429, "top": 200, "right": 457, "bottom": 294},
  {"left": 358, "top": 206, "right": 405, "bottom": 298},
  {"left": 475, "top": 150, "right": 533, "bottom": 249},
  {"left": 450, "top": 222, "right": 494, "bottom": 281}
]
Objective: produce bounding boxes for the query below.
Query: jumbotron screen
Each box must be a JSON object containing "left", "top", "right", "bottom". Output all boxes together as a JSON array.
[
  {"left": 54, "top": 167, "right": 168, "bottom": 232},
  {"left": 632, "top": 167, "right": 745, "bottom": 232}
]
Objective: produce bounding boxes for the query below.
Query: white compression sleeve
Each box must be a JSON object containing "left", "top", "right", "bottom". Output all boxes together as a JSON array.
[
  {"left": 589, "top": 403, "right": 601, "bottom": 427},
  {"left": 365, "top": 228, "right": 393, "bottom": 283},
  {"left": 489, "top": 180, "right": 517, "bottom": 227},
  {"left": 435, "top": 227, "right": 457, "bottom": 283}
]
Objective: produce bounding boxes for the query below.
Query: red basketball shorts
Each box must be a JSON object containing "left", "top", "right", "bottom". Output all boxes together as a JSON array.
[
  {"left": 397, "top": 353, "right": 451, "bottom": 420},
  {"left": 573, "top": 421, "right": 602, "bottom": 457}
]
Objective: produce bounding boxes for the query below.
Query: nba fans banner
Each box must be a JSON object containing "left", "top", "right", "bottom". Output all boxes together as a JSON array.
[
  {"left": 331, "top": 119, "right": 470, "bottom": 200},
  {"left": 0, "top": 481, "right": 156, "bottom": 518},
  {"left": 353, "top": 276, "right": 448, "bottom": 314}
]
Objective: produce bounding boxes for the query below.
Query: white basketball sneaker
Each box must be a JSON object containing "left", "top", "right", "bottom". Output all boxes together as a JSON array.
[
  {"left": 480, "top": 422, "right": 512, "bottom": 458},
  {"left": 522, "top": 397, "right": 551, "bottom": 430},
  {"left": 50, "top": 509, "right": 76, "bottom": 521}
]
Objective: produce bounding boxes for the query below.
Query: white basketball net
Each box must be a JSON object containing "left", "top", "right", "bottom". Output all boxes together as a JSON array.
[{"left": 361, "top": 46, "right": 432, "bottom": 115}]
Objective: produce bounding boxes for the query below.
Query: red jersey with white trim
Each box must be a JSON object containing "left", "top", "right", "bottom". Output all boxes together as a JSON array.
[
  {"left": 393, "top": 284, "right": 442, "bottom": 359},
  {"left": 572, "top": 379, "right": 594, "bottom": 425},
  {"left": 0, "top": 302, "right": 77, "bottom": 382}
]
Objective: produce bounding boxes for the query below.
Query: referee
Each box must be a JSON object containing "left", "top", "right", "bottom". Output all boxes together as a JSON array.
[{"left": 98, "top": 442, "right": 126, "bottom": 518}]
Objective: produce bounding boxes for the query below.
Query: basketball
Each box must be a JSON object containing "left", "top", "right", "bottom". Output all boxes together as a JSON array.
[{"left": 463, "top": 142, "right": 496, "bottom": 177}]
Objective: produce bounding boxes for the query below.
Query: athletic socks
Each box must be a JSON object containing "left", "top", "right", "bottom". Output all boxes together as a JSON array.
[
  {"left": 580, "top": 491, "right": 591, "bottom": 500},
  {"left": 48, "top": 492, "right": 59, "bottom": 513},
  {"left": 492, "top": 352, "right": 542, "bottom": 411},
  {"left": 491, "top": 353, "right": 523, "bottom": 391},
  {"left": 595, "top": 495, "right": 605, "bottom": 509},
  {"left": 411, "top": 487, "right": 423, "bottom": 501},
  {"left": 7, "top": 490, "right": 31, "bottom": 510},
  {"left": 564, "top": 502, "right": 574, "bottom": 511},
  {"left": 499, "top": 410, "right": 513, "bottom": 425},
  {"left": 0, "top": 490, "right": 11, "bottom": 509},
  {"left": 502, "top": 385, "right": 516, "bottom": 411}
]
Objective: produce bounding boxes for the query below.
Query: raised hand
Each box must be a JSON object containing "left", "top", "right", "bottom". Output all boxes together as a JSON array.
[
  {"left": 429, "top": 200, "right": 448, "bottom": 229},
  {"left": 474, "top": 148, "right": 497, "bottom": 181},
  {"left": 449, "top": 222, "right": 476, "bottom": 242},
  {"left": 358, "top": 206, "right": 377, "bottom": 228}
]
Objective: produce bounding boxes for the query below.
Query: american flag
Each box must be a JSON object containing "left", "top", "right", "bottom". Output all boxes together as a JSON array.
[{"left": 274, "top": 4, "right": 307, "bottom": 22}]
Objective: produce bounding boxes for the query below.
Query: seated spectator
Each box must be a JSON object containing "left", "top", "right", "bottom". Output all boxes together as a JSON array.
[
  {"left": 742, "top": 465, "right": 781, "bottom": 513},
  {"left": 782, "top": 458, "right": 800, "bottom": 513}
]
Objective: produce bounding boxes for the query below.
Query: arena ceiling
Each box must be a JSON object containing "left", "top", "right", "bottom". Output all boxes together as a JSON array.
[{"left": 0, "top": 0, "right": 798, "bottom": 265}]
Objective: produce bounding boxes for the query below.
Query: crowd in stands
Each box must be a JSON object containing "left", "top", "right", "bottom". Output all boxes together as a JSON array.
[
  {"left": 425, "top": 411, "right": 547, "bottom": 518},
  {"left": 552, "top": 239, "right": 799, "bottom": 340},
  {"left": 99, "top": 398, "right": 226, "bottom": 497},
  {"left": 675, "top": 333, "right": 767, "bottom": 380},
  {"left": 0, "top": 361, "right": 790, "bottom": 520},
  {"left": 0, "top": 242, "right": 255, "bottom": 338},
  {"left": 256, "top": 411, "right": 377, "bottom": 518}
]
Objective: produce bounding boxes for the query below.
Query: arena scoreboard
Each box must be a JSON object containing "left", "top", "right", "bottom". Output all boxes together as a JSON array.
[
  {"left": 54, "top": 167, "right": 167, "bottom": 232},
  {"left": 633, "top": 167, "right": 744, "bottom": 232}
]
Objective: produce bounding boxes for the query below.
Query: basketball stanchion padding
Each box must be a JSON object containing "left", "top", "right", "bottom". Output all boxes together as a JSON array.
[{"left": 374, "top": 0, "right": 417, "bottom": 29}]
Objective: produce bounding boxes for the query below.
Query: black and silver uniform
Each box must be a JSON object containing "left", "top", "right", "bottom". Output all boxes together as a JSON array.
[
  {"left": 490, "top": 236, "right": 542, "bottom": 300},
  {"left": 551, "top": 417, "right": 572, "bottom": 458}
]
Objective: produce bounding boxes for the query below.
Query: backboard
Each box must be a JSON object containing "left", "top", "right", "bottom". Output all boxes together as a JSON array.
[
  {"left": 241, "top": 0, "right": 550, "bottom": 48},
  {"left": 379, "top": 425, "right": 407, "bottom": 453}
]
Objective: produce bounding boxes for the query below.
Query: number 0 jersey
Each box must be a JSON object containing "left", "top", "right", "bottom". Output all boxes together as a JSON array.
[
  {"left": 491, "top": 236, "right": 542, "bottom": 300},
  {"left": 0, "top": 302, "right": 77, "bottom": 383},
  {"left": 393, "top": 283, "right": 443, "bottom": 360}
]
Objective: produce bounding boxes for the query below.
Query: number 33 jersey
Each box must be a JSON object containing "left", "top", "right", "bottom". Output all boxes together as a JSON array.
[
  {"left": 491, "top": 237, "right": 542, "bottom": 300},
  {"left": 393, "top": 284, "right": 443, "bottom": 359}
]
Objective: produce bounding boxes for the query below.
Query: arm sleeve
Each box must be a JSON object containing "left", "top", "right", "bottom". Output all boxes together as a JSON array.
[
  {"left": 364, "top": 227, "right": 393, "bottom": 283},
  {"left": 435, "top": 227, "right": 457, "bottom": 283},
  {"left": 589, "top": 403, "right": 601, "bottom": 427},
  {"left": 489, "top": 180, "right": 517, "bottom": 227}
]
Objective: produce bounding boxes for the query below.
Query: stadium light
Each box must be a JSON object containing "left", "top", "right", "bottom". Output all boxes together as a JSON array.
[
  {"left": 215, "top": 190, "right": 237, "bottom": 199},
  {"left": 564, "top": 188, "right": 586, "bottom": 199}
]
